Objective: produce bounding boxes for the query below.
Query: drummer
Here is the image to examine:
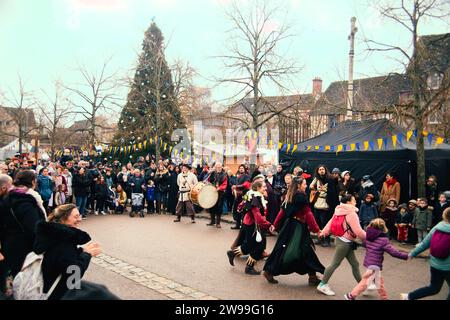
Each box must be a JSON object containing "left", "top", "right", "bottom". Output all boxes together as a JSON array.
[
  {"left": 174, "top": 163, "right": 198, "bottom": 223},
  {"left": 207, "top": 162, "right": 228, "bottom": 228}
]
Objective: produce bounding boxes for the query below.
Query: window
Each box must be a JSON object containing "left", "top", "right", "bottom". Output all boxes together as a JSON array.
[
  {"left": 427, "top": 73, "right": 443, "bottom": 90},
  {"left": 328, "top": 115, "right": 338, "bottom": 128},
  {"left": 428, "top": 103, "right": 446, "bottom": 125}
]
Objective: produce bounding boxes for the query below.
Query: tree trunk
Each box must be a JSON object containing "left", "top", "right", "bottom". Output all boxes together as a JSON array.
[
  {"left": 415, "top": 114, "right": 426, "bottom": 197},
  {"left": 18, "top": 126, "right": 23, "bottom": 155}
]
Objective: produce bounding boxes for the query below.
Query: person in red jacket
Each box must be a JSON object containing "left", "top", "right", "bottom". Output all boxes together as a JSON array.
[
  {"left": 263, "top": 176, "right": 324, "bottom": 285},
  {"left": 226, "top": 180, "right": 275, "bottom": 275},
  {"left": 207, "top": 162, "right": 228, "bottom": 228}
]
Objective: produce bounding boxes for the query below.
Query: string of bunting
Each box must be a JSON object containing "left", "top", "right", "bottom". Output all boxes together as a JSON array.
[{"left": 279, "top": 130, "right": 449, "bottom": 154}]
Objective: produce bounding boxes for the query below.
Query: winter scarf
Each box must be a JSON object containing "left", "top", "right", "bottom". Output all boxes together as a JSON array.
[{"left": 385, "top": 178, "right": 398, "bottom": 188}]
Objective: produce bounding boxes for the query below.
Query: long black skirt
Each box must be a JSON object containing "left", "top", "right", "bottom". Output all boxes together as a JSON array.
[
  {"left": 263, "top": 219, "right": 325, "bottom": 276},
  {"left": 240, "top": 224, "right": 266, "bottom": 261}
]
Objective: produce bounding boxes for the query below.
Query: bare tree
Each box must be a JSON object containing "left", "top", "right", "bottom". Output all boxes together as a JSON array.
[
  {"left": 0, "top": 75, "right": 37, "bottom": 154},
  {"left": 64, "top": 57, "right": 123, "bottom": 148},
  {"left": 364, "top": 0, "right": 450, "bottom": 197},
  {"left": 215, "top": 0, "right": 301, "bottom": 132},
  {"left": 36, "top": 81, "right": 73, "bottom": 160}
]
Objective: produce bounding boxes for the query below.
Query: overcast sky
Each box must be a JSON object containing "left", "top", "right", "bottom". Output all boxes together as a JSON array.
[{"left": 0, "top": 0, "right": 448, "bottom": 121}]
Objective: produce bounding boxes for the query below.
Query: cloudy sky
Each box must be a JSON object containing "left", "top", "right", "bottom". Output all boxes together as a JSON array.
[{"left": 0, "top": 0, "right": 448, "bottom": 118}]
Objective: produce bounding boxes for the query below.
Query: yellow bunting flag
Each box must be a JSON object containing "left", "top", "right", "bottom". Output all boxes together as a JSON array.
[
  {"left": 150, "top": 138, "right": 153, "bottom": 144},
  {"left": 286, "top": 144, "right": 291, "bottom": 153},
  {"left": 306, "top": 146, "right": 312, "bottom": 151},
  {"left": 325, "top": 145, "right": 331, "bottom": 151},
  {"left": 363, "top": 141, "right": 369, "bottom": 151},
  {"left": 138, "top": 143, "right": 142, "bottom": 149},
  {"left": 314, "top": 146, "right": 320, "bottom": 150},
  {"left": 392, "top": 135, "right": 398, "bottom": 148},
  {"left": 350, "top": 143, "right": 356, "bottom": 151},
  {"left": 336, "top": 145, "right": 343, "bottom": 154},
  {"left": 422, "top": 131, "right": 429, "bottom": 137},
  {"left": 377, "top": 138, "right": 383, "bottom": 150},
  {"left": 163, "top": 143, "right": 167, "bottom": 151},
  {"left": 436, "top": 137, "right": 445, "bottom": 146},
  {"left": 406, "top": 131, "right": 413, "bottom": 142},
  {"left": 291, "top": 145, "right": 298, "bottom": 153},
  {"left": 278, "top": 142, "right": 283, "bottom": 150}
]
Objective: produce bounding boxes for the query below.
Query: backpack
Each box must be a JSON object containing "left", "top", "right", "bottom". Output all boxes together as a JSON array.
[
  {"left": 12, "top": 252, "right": 61, "bottom": 300},
  {"left": 429, "top": 230, "right": 450, "bottom": 259},
  {"left": 330, "top": 215, "right": 353, "bottom": 237}
]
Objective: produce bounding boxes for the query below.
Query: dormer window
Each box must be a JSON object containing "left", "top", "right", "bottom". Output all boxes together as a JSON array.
[{"left": 427, "top": 72, "right": 443, "bottom": 90}]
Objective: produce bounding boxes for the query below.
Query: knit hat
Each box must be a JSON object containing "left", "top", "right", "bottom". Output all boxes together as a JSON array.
[{"left": 341, "top": 170, "right": 350, "bottom": 178}]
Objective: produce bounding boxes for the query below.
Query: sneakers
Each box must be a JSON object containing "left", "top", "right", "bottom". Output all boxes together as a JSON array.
[
  {"left": 82, "top": 216, "right": 87, "bottom": 220},
  {"left": 367, "top": 282, "right": 377, "bottom": 291},
  {"left": 94, "top": 212, "right": 99, "bottom": 216},
  {"left": 400, "top": 293, "right": 409, "bottom": 300},
  {"left": 344, "top": 293, "right": 355, "bottom": 300},
  {"left": 317, "top": 283, "right": 336, "bottom": 296},
  {"left": 101, "top": 211, "right": 106, "bottom": 216}
]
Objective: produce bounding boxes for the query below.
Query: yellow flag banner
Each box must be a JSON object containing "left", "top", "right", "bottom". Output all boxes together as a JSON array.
[
  {"left": 278, "top": 142, "right": 283, "bottom": 150},
  {"left": 286, "top": 144, "right": 291, "bottom": 153},
  {"left": 392, "top": 135, "right": 398, "bottom": 148},
  {"left": 336, "top": 145, "right": 343, "bottom": 154},
  {"left": 363, "top": 141, "right": 369, "bottom": 151},
  {"left": 350, "top": 143, "right": 356, "bottom": 151},
  {"left": 291, "top": 145, "right": 298, "bottom": 153},
  {"left": 406, "top": 131, "right": 413, "bottom": 142},
  {"left": 314, "top": 146, "right": 320, "bottom": 150},
  {"left": 422, "top": 131, "right": 429, "bottom": 137},
  {"left": 377, "top": 139, "right": 383, "bottom": 150},
  {"left": 436, "top": 137, "right": 445, "bottom": 146},
  {"left": 325, "top": 145, "right": 331, "bottom": 151}
]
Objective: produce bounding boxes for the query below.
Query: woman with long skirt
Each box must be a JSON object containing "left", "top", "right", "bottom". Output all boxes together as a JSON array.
[{"left": 263, "top": 176, "right": 325, "bottom": 285}]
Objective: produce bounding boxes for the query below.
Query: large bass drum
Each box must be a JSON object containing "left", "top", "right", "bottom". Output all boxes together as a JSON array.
[{"left": 189, "top": 182, "right": 218, "bottom": 209}]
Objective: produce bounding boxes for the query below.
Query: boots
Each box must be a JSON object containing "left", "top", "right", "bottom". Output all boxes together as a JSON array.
[
  {"left": 308, "top": 273, "right": 321, "bottom": 286},
  {"left": 216, "top": 214, "right": 221, "bottom": 228},
  {"left": 227, "top": 247, "right": 242, "bottom": 266},
  {"left": 263, "top": 271, "right": 278, "bottom": 284},
  {"left": 206, "top": 212, "right": 216, "bottom": 226},
  {"left": 245, "top": 257, "right": 260, "bottom": 275},
  {"left": 191, "top": 215, "right": 195, "bottom": 223},
  {"left": 156, "top": 201, "right": 162, "bottom": 214},
  {"left": 174, "top": 215, "right": 181, "bottom": 222}
]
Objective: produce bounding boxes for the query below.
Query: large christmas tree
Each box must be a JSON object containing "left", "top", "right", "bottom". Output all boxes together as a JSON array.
[{"left": 114, "top": 22, "right": 184, "bottom": 159}]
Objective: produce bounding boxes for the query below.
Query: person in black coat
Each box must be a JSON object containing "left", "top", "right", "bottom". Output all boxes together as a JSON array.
[
  {"left": 33, "top": 204, "right": 105, "bottom": 300},
  {"left": 94, "top": 177, "right": 108, "bottom": 215},
  {"left": 154, "top": 165, "right": 170, "bottom": 214},
  {"left": 0, "top": 170, "right": 46, "bottom": 293},
  {"left": 167, "top": 165, "right": 179, "bottom": 215},
  {"left": 72, "top": 168, "right": 91, "bottom": 219}
]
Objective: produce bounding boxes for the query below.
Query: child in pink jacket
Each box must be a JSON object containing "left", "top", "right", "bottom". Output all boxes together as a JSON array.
[
  {"left": 345, "top": 218, "right": 409, "bottom": 300},
  {"left": 317, "top": 194, "right": 366, "bottom": 296}
]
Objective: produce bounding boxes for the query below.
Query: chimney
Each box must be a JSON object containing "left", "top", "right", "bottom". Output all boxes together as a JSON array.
[{"left": 312, "top": 77, "right": 322, "bottom": 97}]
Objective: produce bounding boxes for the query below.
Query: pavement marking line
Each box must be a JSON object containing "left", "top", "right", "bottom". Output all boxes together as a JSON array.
[{"left": 91, "top": 254, "right": 219, "bottom": 300}]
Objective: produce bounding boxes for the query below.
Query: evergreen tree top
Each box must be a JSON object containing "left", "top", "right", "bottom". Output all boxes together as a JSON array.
[{"left": 143, "top": 22, "right": 164, "bottom": 52}]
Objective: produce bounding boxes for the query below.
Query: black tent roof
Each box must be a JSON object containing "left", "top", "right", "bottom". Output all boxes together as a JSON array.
[{"left": 291, "top": 119, "right": 450, "bottom": 152}]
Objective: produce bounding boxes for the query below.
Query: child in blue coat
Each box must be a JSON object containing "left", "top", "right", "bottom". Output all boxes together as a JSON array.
[
  {"left": 360, "top": 194, "right": 379, "bottom": 229},
  {"left": 146, "top": 180, "right": 155, "bottom": 214}
]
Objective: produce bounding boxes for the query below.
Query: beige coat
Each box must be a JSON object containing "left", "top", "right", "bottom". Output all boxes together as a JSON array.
[
  {"left": 380, "top": 181, "right": 400, "bottom": 212},
  {"left": 177, "top": 172, "right": 198, "bottom": 202}
]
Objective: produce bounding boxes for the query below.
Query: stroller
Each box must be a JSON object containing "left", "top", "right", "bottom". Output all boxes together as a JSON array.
[
  {"left": 105, "top": 187, "right": 117, "bottom": 214},
  {"left": 131, "top": 192, "right": 145, "bottom": 218}
]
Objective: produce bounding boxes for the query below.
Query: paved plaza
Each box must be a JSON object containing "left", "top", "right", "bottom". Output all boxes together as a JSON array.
[{"left": 81, "top": 214, "right": 447, "bottom": 300}]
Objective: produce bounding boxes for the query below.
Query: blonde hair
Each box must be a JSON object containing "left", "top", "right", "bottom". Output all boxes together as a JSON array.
[
  {"left": 369, "top": 218, "right": 388, "bottom": 233},
  {"left": 443, "top": 207, "right": 450, "bottom": 223},
  {"left": 48, "top": 204, "right": 77, "bottom": 223}
]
